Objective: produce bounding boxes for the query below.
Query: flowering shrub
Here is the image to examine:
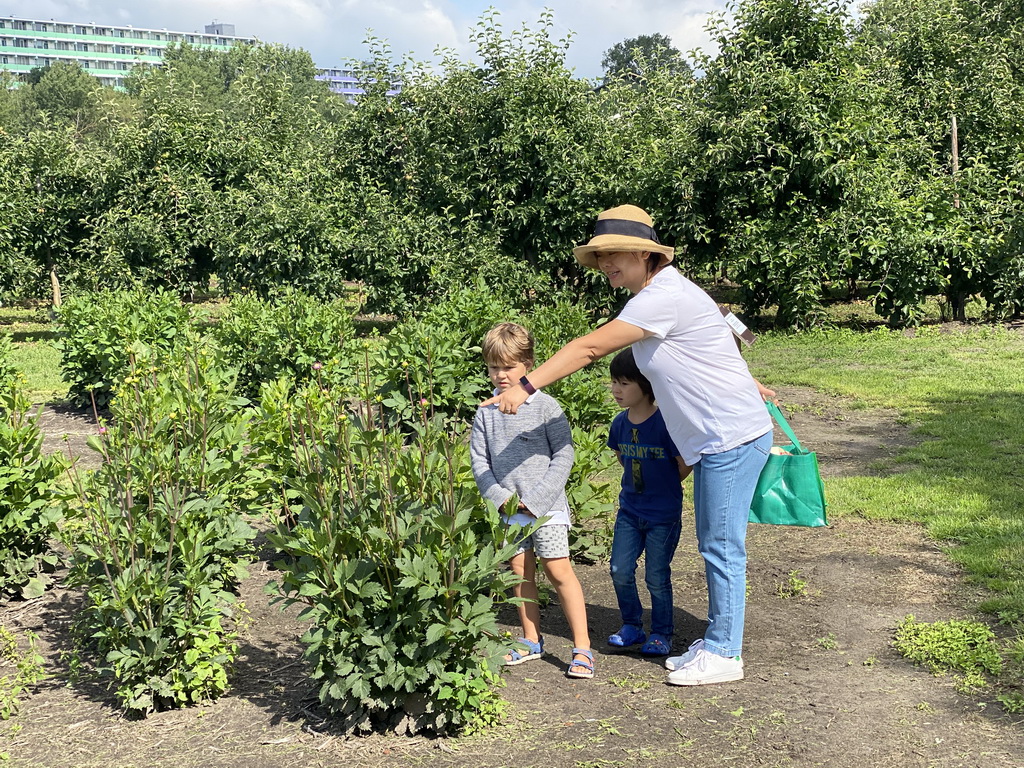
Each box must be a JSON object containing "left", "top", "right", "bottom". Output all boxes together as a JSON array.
[
  {"left": 56, "top": 289, "right": 197, "bottom": 406},
  {"left": 257, "top": 380, "right": 521, "bottom": 734},
  {"left": 65, "top": 344, "right": 255, "bottom": 713},
  {"left": 211, "top": 289, "right": 358, "bottom": 400}
]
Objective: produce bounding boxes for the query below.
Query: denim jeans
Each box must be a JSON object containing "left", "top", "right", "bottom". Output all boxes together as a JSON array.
[
  {"left": 692, "top": 430, "right": 772, "bottom": 658},
  {"left": 609, "top": 509, "right": 682, "bottom": 638}
]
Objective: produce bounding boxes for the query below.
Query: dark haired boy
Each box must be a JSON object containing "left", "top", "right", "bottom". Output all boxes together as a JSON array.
[{"left": 606, "top": 347, "right": 691, "bottom": 656}]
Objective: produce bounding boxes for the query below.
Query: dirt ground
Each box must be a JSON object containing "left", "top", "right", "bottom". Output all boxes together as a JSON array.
[{"left": 3, "top": 387, "right": 1022, "bottom": 768}]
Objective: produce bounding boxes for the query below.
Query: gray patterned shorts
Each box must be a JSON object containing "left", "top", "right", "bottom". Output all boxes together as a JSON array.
[{"left": 510, "top": 524, "right": 570, "bottom": 560}]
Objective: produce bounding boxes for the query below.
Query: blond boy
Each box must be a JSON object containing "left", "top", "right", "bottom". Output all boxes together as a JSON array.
[{"left": 469, "top": 322, "right": 594, "bottom": 679}]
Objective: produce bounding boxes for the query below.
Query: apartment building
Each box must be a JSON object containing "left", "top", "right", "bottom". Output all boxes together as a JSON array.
[
  {"left": 0, "top": 17, "right": 255, "bottom": 89},
  {"left": 0, "top": 16, "right": 395, "bottom": 99},
  {"left": 316, "top": 67, "right": 401, "bottom": 100}
]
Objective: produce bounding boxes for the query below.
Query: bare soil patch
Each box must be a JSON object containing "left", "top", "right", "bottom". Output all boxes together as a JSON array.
[{"left": 4, "top": 390, "right": 1022, "bottom": 768}]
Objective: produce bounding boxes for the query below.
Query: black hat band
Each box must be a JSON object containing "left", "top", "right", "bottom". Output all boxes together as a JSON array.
[{"left": 592, "top": 218, "right": 661, "bottom": 244}]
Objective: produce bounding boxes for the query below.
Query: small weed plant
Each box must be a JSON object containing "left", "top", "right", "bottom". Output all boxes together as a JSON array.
[
  {"left": 893, "top": 615, "right": 1002, "bottom": 694},
  {"left": 65, "top": 344, "right": 255, "bottom": 714},
  {"left": 816, "top": 633, "right": 839, "bottom": 651},
  {"left": 0, "top": 379, "right": 69, "bottom": 599},
  {"left": 0, "top": 625, "right": 46, "bottom": 719},
  {"left": 0, "top": 334, "right": 15, "bottom": 387},
  {"left": 777, "top": 570, "right": 809, "bottom": 599},
  {"left": 259, "top": 379, "right": 522, "bottom": 734},
  {"left": 996, "top": 636, "right": 1024, "bottom": 713}
]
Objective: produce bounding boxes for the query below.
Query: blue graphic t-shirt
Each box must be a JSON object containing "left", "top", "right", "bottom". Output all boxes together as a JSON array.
[{"left": 607, "top": 408, "right": 684, "bottom": 523}]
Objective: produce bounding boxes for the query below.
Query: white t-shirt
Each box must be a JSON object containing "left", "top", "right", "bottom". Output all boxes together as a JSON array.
[{"left": 616, "top": 267, "right": 772, "bottom": 466}]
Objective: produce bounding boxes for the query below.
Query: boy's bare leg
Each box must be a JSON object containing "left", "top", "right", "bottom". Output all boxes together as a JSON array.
[
  {"left": 509, "top": 550, "right": 542, "bottom": 653},
  {"left": 542, "top": 556, "right": 592, "bottom": 669}
]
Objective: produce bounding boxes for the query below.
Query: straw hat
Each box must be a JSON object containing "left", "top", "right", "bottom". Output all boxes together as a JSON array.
[{"left": 573, "top": 205, "right": 675, "bottom": 269}]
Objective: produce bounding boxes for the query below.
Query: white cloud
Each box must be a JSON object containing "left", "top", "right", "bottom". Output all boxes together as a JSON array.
[{"left": 5, "top": 0, "right": 726, "bottom": 78}]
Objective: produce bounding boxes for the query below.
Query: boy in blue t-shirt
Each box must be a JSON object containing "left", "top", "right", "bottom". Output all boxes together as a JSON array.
[{"left": 606, "top": 347, "right": 691, "bottom": 657}]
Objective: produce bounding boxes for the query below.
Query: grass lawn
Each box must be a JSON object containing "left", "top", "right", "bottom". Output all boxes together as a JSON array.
[
  {"left": 1, "top": 306, "right": 64, "bottom": 402},
  {"left": 747, "top": 325, "right": 1024, "bottom": 625}
]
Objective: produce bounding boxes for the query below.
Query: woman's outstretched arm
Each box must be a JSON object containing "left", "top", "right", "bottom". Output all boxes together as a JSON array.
[{"left": 481, "top": 319, "right": 650, "bottom": 413}]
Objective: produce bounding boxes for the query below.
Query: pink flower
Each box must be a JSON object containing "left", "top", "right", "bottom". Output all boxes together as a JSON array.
[
  {"left": 312, "top": 362, "right": 324, "bottom": 371},
  {"left": 98, "top": 426, "right": 108, "bottom": 435},
  {"left": 420, "top": 398, "right": 429, "bottom": 407}
]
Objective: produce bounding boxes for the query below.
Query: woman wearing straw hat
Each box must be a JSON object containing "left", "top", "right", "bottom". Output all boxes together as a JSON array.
[{"left": 481, "top": 204, "right": 774, "bottom": 686}]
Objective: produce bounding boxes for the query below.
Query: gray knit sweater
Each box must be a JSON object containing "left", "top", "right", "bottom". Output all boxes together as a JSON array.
[{"left": 470, "top": 391, "right": 574, "bottom": 527}]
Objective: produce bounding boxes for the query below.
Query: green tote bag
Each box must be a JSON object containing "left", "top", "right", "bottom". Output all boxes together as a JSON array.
[{"left": 748, "top": 402, "right": 828, "bottom": 527}]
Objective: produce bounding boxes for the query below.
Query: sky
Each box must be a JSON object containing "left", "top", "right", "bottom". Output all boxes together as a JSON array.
[{"left": 9, "top": 0, "right": 729, "bottom": 80}]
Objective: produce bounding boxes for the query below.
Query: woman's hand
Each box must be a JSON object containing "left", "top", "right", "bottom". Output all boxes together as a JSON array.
[
  {"left": 754, "top": 378, "right": 778, "bottom": 404},
  {"left": 480, "top": 383, "right": 530, "bottom": 414}
]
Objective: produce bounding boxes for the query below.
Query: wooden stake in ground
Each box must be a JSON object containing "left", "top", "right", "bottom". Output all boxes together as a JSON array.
[{"left": 951, "top": 113, "right": 960, "bottom": 210}]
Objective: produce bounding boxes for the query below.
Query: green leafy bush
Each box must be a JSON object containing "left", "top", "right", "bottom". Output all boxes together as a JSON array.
[
  {"left": 566, "top": 426, "right": 618, "bottom": 563},
  {"left": 529, "top": 299, "right": 617, "bottom": 431},
  {"left": 374, "top": 282, "right": 614, "bottom": 429},
  {"left": 56, "top": 289, "right": 197, "bottom": 406},
  {"left": 894, "top": 614, "right": 1002, "bottom": 693},
  {"left": 65, "top": 345, "right": 255, "bottom": 713},
  {"left": 374, "top": 283, "right": 513, "bottom": 425},
  {"left": 260, "top": 381, "right": 519, "bottom": 734},
  {"left": 211, "top": 289, "right": 359, "bottom": 400},
  {"left": 0, "top": 382, "right": 70, "bottom": 599}
]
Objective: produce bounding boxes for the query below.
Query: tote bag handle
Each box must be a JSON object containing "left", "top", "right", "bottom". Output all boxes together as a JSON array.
[{"left": 766, "top": 401, "right": 806, "bottom": 454}]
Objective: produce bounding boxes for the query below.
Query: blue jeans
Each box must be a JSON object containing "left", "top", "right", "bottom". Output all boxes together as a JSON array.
[
  {"left": 692, "top": 431, "right": 772, "bottom": 658},
  {"left": 609, "top": 509, "right": 682, "bottom": 638}
]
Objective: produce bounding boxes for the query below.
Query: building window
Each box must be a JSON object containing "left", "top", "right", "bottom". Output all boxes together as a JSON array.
[{"left": 34, "top": 23, "right": 48, "bottom": 32}]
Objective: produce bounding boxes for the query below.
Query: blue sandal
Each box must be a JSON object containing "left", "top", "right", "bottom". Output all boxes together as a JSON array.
[
  {"left": 607, "top": 625, "right": 646, "bottom": 648},
  {"left": 566, "top": 647, "right": 595, "bottom": 679},
  {"left": 504, "top": 636, "right": 543, "bottom": 666},
  {"left": 640, "top": 634, "right": 672, "bottom": 657}
]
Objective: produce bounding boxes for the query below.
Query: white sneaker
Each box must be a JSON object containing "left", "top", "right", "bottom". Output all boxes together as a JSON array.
[
  {"left": 664, "top": 638, "right": 704, "bottom": 671},
  {"left": 666, "top": 648, "right": 744, "bottom": 686}
]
